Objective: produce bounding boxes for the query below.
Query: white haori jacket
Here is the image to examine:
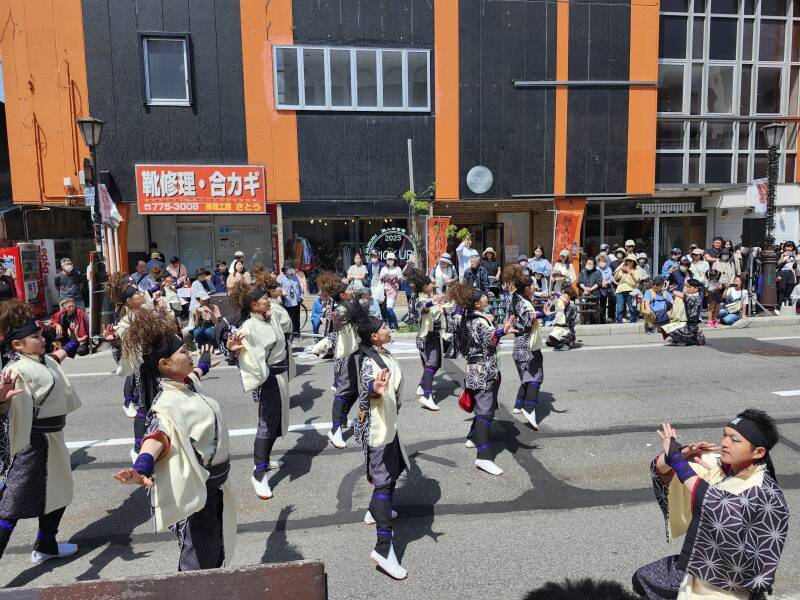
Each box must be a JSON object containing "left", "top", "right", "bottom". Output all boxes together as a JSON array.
[{"left": 4, "top": 353, "right": 81, "bottom": 513}]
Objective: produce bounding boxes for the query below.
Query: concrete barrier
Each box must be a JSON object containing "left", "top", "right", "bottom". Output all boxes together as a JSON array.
[{"left": 0, "top": 560, "right": 327, "bottom": 600}]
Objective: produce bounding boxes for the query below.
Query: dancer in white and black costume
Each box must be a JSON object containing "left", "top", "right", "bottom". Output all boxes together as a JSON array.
[
  {"left": 509, "top": 269, "right": 546, "bottom": 430},
  {"left": 113, "top": 310, "right": 236, "bottom": 571},
  {"left": 407, "top": 269, "right": 446, "bottom": 412},
  {"left": 314, "top": 273, "right": 358, "bottom": 449},
  {"left": 0, "top": 301, "right": 80, "bottom": 564},
  {"left": 104, "top": 272, "right": 158, "bottom": 461},
  {"left": 226, "top": 276, "right": 289, "bottom": 500},
  {"left": 348, "top": 301, "right": 410, "bottom": 580},
  {"left": 450, "top": 283, "right": 515, "bottom": 476}
]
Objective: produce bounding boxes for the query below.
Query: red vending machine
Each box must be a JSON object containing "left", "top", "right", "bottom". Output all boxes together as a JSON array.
[{"left": 0, "top": 243, "right": 46, "bottom": 317}]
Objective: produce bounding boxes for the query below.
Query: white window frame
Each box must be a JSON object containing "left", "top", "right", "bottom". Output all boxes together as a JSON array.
[
  {"left": 142, "top": 36, "right": 191, "bottom": 107},
  {"left": 273, "top": 45, "right": 431, "bottom": 113},
  {"left": 656, "top": 0, "right": 799, "bottom": 184}
]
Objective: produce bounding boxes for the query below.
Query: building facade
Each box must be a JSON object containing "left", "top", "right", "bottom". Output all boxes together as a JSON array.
[{"left": 0, "top": 0, "right": 795, "bottom": 277}]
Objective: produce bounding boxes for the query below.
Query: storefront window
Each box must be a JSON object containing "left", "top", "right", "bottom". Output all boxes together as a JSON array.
[
  {"left": 658, "top": 64, "right": 685, "bottom": 112},
  {"left": 498, "top": 212, "right": 530, "bottom": 261}
]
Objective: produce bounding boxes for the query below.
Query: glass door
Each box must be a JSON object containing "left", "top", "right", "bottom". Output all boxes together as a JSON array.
[
  {"left": 656, "top": 216, "right": 706, "bottom": 275},
  {"left": 177, "top": 225, "right": 215, "bottom": 276},
  {"left": 482, "top": 223, "right": 505, "bottom": 264}
]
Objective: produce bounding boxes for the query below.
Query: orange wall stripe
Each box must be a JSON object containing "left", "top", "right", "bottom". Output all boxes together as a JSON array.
[
  {"left": 1, "top": 0, "right": 90, "bottom": 205},
  {"left": 240, "top": 0, "right": 300, "bottom": 203},
  {"left": 626, "top": 0, "right": 659, "bottom": 195},
  {"left": 553, "top": 0, "right": 570, "bottom": 198},
  {"left": 435, "top": 0, "right": 459, "bottom": 201}
]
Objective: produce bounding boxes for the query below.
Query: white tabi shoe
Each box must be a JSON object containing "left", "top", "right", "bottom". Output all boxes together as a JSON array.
[
  {"left": 512, "top": 407, "right": 522, "bottom": 415},
  {"left": 129, "top": 449, "right": 139, "bottom": 464},
  {"left": 31, "top": 543, "right": 78, "bottom": 564},
  {"left": 417, "top": 394, "right": 439, "bottom": 411},
  {"left": 123, "top": 403, "right": 138, "bottom": 418},
  {"left": 416, "top": 385, "right": 424, "bottom": 396},
  {"left": 266, "top": 459, "right": 284, "bottom": 471},
  {"left": 371, "top": 544, "right": 408, "bottom": 580},
  {"left": 521, "top": 409, "right": 539, "bottom": 431},
  {"left": 464, "top": 439, "right": 476, "bottom": 449},
  {"left": 251, "top": 473, "right": 273, "bottom": 500},
  {"left": 327, "top": 427, "right": 347, "bottom": 449},
  {"left": 475, "top": 459, "right": 503, "bottom": 476},
  {"left": 364, "top": 509, "right": 399, "bottom": 524}
]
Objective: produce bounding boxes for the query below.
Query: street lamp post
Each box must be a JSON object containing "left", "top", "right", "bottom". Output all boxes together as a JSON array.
[
  {"left": 759, "top": 122, "right": 786, "bottom": 310},
  {"left": 76, "top": 117, "right": 106, "bottom": 335}
]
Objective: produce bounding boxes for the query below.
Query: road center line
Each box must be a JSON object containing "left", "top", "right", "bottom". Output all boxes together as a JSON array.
[
  {"left": 757, "top": 336, "right": 800, "bottom": 341},
  {"left": 772, "top": 389, "right": 800, "bottom": 397}
]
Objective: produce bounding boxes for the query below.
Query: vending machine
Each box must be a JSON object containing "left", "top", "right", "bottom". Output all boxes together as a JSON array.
[{"left": 0, "top": 243, "right": 46, "bottom": 317}]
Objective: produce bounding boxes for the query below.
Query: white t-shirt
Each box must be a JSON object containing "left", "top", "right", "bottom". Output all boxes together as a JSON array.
[{"left": 726, "top": 287, "right": 749, "bottom": 307}]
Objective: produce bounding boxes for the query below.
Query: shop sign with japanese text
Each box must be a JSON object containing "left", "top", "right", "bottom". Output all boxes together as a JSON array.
[{"left": 135, "top": 165, "right": 267, "bottom": 214}]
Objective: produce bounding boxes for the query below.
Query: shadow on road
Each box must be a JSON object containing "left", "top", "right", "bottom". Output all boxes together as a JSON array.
[
  {"left": 269, "top": 418, "right": 328, "bottom": 492},
  {"left": 261, "top": 504, "right": 304, "bottom": 564}
]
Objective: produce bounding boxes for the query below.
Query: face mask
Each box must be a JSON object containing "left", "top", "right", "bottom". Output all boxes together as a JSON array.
[
  {"left": 520, "top": 261, "right": 528, "bottom": 268},
  {"left": 598, "top": 263, "right": 606, "bottom": 269},
  {"left": 63, "top": 265, "right": 73, "bottom": 273}
]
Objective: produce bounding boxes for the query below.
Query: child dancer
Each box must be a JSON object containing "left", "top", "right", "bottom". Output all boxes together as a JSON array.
[
  {"left": 348, "top": 302, "right": 410, "bottom": 580},
  {"left": 0, "top": 301, "right": 80, "bottom": 563},
  {"left": 407, "top": 269, "right": 446, "bottom": 411},
  {"left": 104, "top": 272, "right": 157, "bottom": 461},
  {"left": 226, "top": 277, "right": 289, "bottom": 500},
  {"left": 510, "top": 271, "right": 545, "bottom": 430},
  {"left": 113, "top": 310, "right": 235, "bottom": 571},
  {"left": 450, "top": 283, "right": 514, "bottom": 476},
  {"left": 544, "top": 287, "right": 577, "bottom": 350}
]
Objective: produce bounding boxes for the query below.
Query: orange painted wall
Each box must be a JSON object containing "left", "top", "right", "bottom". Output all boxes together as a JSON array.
[
  {"left": 626, "top": 0, "right": 659, "bottom": 195},
  {"left": 435, "top": 0, "right": 459, "bottom": 201},
  {"left": 240, "top": 0, "right": 300, "bottom": 204},
  {"left": 553, "top": 0, "right": 570, "bottom": 198},
  {"left": 1, "top": 0, "right": 90, "bottom": 205}
]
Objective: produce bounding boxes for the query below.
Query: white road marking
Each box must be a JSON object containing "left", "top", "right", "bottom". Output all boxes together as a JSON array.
[
  {"left": 66, "top": 421, "right": 353, "bottom": 450},
  {"left": 772, "top": 389, "right": 800, "bottom": 397},
  {"left": 757, "top": 336, "right": 800, "bottom": 341}
]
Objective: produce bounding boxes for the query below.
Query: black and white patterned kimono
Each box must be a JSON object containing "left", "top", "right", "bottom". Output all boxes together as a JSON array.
[
  {"left": 511, "top": 294, "right": 544, "bottom": 412},
  {"left": 664, "top": 293, "right": 706, "bottom": 346},
  {"left": 443, "top": 305, "right": 464, "bottom": 359},
  {"left": 633, "top": 455, "right": 789, "bottom": 599},
  {"left": 112, "top": 309, "right": 147, "bottom": 452},
  {"left": 353, "top": 346, "right": 410, "bottom": 558},
  {"left": 461, "top": 313, "right": 500, "bottom": 460},
  {"left": 143, "top": 375, "right": 236, "bottom": 571},
  {"left": 415, "top": 294, "right": 446, "bottom": 397},
  {"left": 235, "top": 313, "right": 290, "bottom": 480},
  {"left": 330, "top": 305, "right": 359, "bottom": 432},
  {"left": 0, "top": 352, "right": 80, "bottom": 558},
  {"left": 546, "top": 299, "right": 577, "bottom": 349}
]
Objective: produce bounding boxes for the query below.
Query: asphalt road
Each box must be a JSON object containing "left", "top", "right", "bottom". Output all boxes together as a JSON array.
[{"left": 1, "top": 325, "right": 800, "bottom": 599}]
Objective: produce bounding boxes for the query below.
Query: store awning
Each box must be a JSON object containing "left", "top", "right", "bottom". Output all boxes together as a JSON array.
[{"left": 281, "top": 199, "right": 409, "bottom": 218}]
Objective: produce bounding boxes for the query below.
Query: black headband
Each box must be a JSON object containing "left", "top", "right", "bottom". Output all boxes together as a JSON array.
[
  {"left": 122, "top": 285, "right": 139, "bottom": 302},
  {"left": 250, "top": 286, "right": 268, "bottom": 302},
  {"left": 141, "top": 334, "right": 184, "bottom": 374},
  {"left": 728, "top": 416, "right": 772, "bottom": 450},
  {"left": 471, "top": 289, "right": 484, "bottom": 303},
  {"left": 357, "top": 316, "right": 384, "bottom": 343},
  {"left": 6, "top": 319, "right": 41, "bottom": 342},
  {"left": 517, "top": 276, "right": 534, "bottom": 289}
]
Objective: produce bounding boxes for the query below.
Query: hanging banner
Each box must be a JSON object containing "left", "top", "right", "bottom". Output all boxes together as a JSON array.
[
  {"left": 427, "top": 216, "right": 450, "bottom": 272},
  {"left": 752, "top": 178, "right": 768, "bottom": 215},
  {"left": 135, "top": 164, "right": 267, "bottom": 214},
  {"left": 552, "top": 209, "right": 584, "bottom": 277}
]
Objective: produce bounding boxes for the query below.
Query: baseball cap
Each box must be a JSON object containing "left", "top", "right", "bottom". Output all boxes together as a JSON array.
[
  {"left": 625, "top": 239, "right": 635, "bottom": 247},
  {"left": 671, "top": 248, "right": 681, "bottom": 255}
]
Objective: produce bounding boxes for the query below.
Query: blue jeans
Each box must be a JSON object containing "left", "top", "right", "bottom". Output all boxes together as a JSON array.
[
  {"left": 718, "top": 308, "right": 741, "bottom": 325},
  {"left": 311, "top": 316, "right": 322, "bottom": 335},
  {"left": 615, "top": 291, "right": 636, "bottom": 323},
  {"left": 384, "top": 305, "right": 399, "bottom": 329},
  {"left": 193, "top": 326, "right": 216, "bottom": 347}
]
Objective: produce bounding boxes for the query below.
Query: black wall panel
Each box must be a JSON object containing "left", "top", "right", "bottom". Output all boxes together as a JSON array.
[
  {"left": 291, "top": 0, "right": 435, "bottom": 204},
  {"left": 81, "top": 0, "right": 247, "bottom": 202},
  {"left": 459, "top": 0, "right": 557, "bottom": 199},
  {"left": 566, "top": 0, "right": 631, "bottom": 195}
]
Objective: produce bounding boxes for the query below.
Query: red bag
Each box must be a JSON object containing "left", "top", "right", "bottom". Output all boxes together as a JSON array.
[{"left": 458, "top": 388, "right": 474, "bottom": 413}]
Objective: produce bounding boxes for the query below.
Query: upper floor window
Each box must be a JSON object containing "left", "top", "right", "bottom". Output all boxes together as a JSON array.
[
  {"left": 274, "top": 46, "right": 431, "bottom": 112},
  {"left": 142, "top": 35, "right": 192, "bottom": 106}
]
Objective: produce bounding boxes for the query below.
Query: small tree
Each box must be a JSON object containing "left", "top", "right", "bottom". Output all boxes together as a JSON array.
[{"left": 402, "top": 182, "right": 436, "bottom": 271}]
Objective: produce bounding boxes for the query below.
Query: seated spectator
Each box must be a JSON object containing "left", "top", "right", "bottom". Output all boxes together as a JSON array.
[
  {"left": 192, "top": 292, "right": 221, "bottom": 348},
  {"left": 50, "top": 297, "right": 89, "bottom": 355},
  {"left": 357, "top": 288, "right": 383, "bottom": 320},
  {"left": 311, "top": 295, "right": 325, "bottom": 335},
  {"left": 480, "top": 247, "right": 501, "bottom": 284},
  {"left": 226, "top": 260, "right": 252, "bottom": 288},
  {"left": 211, "top": 260, "right": 228, "bottom": 293},
  {"left": 544, "top": 287, "right": 577, "bottom": 350},
  {"left": 551, "top": 249, "right": 576, "bottom": 294},
  {"left": 532, "top": 267, "right": 550, "bottom": 299},
  {"left": 160, "top": 274, "right": 183, "bottom": 321},
  {"left": 643, "top": 277, "right": 673, "bottom": 335},
  {"left": 719, "top": 273, "right": 749, "bottom": 325},
  {"left": 463, "top": 254, "right": 490, "bottom": 293},
  {"left": 167, "top": 256, "right": 188, "bottom": 283}
]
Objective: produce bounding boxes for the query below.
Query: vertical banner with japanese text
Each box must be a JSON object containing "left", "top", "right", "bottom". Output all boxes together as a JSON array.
[
  {"left": 752, "top": 178, "right": 768, "bottom": 215},
  {"left": 427, "top": 216, "right": 450, "bottom": 273},
  {"left": 135, "top": 165, "right": 267, "bottom": 214},
  {"left": 552, "top": 209, "right": 584, "bottom": 277}
]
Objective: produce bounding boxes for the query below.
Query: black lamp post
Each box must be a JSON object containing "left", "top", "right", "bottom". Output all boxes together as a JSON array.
[
  {"left": 759, "top": 122, "right": 786, "bottom": 310},
  {"left": 76, "top": 116, "right": 106, "bottom": 334}
]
